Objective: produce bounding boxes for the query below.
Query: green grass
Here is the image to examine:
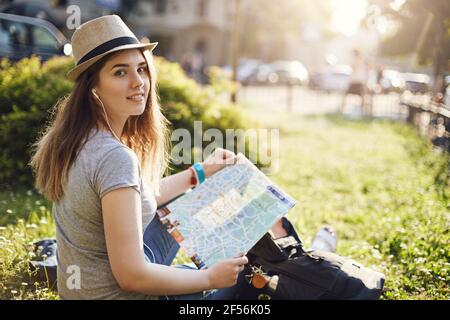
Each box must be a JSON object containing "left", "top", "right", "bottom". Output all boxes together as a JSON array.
[
  {"left": 244, "top": 107, "right": 449, "bottom": 300},
  {"left": 0, "top": 189, "right": 58, "bottom": 299},
  {"left": 1, "top": 108, "right": 449, "bottom": 299}
]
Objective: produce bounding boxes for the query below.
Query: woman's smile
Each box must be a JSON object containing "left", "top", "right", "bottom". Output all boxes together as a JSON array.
[{"left": 127, "top": 93, "right": 145, "bottom": 103}]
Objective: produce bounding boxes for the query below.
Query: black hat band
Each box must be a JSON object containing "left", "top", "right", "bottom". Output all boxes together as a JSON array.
[{"left": 77, "top": 36, "right": 139, "bottom": 65}]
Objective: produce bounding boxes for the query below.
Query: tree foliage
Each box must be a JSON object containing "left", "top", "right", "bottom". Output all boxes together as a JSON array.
[{"left": 378, "top": 0, "right": 450, "bottom": 83}]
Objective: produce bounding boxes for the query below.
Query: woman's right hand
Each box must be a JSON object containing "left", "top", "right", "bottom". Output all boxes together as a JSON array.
[{"left": 206, "top": 255, "right": 248, "bottom": 289}]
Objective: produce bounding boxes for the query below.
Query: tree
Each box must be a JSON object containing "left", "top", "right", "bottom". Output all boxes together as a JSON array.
[{"left": 377, "top": 0, "right": 450, "bottom": 92}]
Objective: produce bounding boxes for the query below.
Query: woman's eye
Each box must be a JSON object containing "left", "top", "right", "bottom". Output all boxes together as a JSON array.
[
  {"left": 114, "top": 69, "right": 126, "bottom": 77},
  {"left": 138, "top": 66, "right": 148, "bottom": 73}
]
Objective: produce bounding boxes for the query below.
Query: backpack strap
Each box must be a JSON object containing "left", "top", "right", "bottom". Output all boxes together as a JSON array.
[{"left": 280, "top": 217, "right": 302, "bottom": 243}]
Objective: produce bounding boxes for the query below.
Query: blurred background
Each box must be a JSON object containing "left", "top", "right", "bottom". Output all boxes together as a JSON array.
[
  {"left": 0, "top": 0, "right": 449, "bottom": 96},
  {"left": 1, "top": 0, "right": 449, "bottom": 133},
  {"left": 0, "top": 0, "right": 449, "bottom": 300}
]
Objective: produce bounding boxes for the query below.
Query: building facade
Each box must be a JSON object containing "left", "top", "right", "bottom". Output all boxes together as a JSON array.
[
  {"left": 130, "top": 0, "right": 233, "bottom": 67},
  {"left": 1, "top": 0, "right": 234, "bottom": 67}
]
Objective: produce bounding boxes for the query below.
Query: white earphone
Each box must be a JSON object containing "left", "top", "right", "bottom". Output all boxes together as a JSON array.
[{"left": 91, "top": 88, "right": 122, "bottom": 143}]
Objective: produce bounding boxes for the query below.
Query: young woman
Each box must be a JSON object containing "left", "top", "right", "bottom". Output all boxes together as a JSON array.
[{"left": 30, "top": 15, "right": 284, "bottom": 300}]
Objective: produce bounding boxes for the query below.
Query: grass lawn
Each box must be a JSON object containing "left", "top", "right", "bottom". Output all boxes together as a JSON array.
[{"left": 0, "top": 107, "right": 449, "bottom": 299}]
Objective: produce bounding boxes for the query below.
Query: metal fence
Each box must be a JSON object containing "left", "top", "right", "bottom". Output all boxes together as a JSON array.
[
  {"left": 236, "top": 85, "right": 449, "bottom": 152},
  {"left": 237, "top": 85, "right": 406, "bottom": 119},
  {"left": 401, "top": 95, "right": 450, "bottom": 152}
]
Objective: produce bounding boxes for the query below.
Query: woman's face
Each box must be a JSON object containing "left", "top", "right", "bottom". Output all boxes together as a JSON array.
[{"left": 94, "top": 49, "right": 150, "bottom": 121}]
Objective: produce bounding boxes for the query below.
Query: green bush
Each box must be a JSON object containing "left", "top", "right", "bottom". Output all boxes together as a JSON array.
[
  {"left": 0, "top": 56, "right": 250, "bottom": 187},
  {"left": 0, "top": 57, "right": 74, "bottom": 187}
]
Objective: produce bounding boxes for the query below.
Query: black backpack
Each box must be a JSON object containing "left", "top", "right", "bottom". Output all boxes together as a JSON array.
[
  {"left": 28, "top": 238, "right": 58, "bottom": 289},
  {"left": 235, "top": 217, "right": 385, "bottom": 300}
]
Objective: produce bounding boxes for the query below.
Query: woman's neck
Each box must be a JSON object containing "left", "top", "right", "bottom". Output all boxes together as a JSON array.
[{"left": 99, "top": 118, "right": 125, "bottom": 143}]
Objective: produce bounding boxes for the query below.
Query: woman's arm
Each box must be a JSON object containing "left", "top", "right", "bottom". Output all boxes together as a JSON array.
[
  {"left": 155, "top": 169, "right": 194, "bottom": 207},
  {"left": 102, "top": 186, "right": 247, "bottom": 296},
  {"left": 155, "top": 148, "right": 237, "bottom": 207}
]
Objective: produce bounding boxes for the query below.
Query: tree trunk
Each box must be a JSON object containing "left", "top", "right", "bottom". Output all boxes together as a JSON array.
[
  {"left": 230, "top": 0, "right": 241, "bottom": 103},
  {"left": 432, "top": 20, "right": 445, "bottom": 94}
]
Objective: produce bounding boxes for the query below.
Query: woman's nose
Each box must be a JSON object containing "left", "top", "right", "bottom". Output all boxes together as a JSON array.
[{"left": 130, "top": 70, "right": 145, "bottom": 88}]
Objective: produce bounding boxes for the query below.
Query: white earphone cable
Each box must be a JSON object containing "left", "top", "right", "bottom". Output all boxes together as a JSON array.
[
  {"left": 93, "top": 90, "right": 122, "bottom": 144},
  {"left": 143, "top": 243, "right": 156, "bottom": 263}
]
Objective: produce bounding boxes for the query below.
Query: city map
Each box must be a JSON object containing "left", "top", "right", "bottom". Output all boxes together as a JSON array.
[{"left": 156, "top": 153, "right": 297, "bottom": 269}]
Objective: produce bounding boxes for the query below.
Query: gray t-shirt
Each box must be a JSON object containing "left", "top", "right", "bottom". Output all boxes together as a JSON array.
[{"left": 53, "top": 129, "right": 158, "bottom": 299}]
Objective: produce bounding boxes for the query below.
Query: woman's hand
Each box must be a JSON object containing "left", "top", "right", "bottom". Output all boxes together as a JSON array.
[
  {"left": 201, "top": 148, "right": 237, "bottom": 178},
  {"left": 206, "top": 254, "right": 248, "bottom": 289}
]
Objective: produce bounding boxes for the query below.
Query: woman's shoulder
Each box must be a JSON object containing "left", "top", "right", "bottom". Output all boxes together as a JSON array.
[{"left": 81, "top": 129, "right": 138, "bottom": 165}]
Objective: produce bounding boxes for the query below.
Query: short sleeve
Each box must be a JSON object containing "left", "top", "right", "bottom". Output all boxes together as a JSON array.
[{"left": 93, "top": 146, "right": 141, "bottom": 199}]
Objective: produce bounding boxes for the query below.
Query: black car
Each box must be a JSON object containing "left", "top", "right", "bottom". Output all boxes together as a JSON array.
[
  {"left": 2, "top": 2, "right": 62, "bottom": 28},
  {"left": 0, "top": 13, "right": 71, "bottom": 63}
]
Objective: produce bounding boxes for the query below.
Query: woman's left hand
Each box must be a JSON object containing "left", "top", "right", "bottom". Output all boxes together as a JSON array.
[{"left": 201, "top": 148, "right": 237, "bottom": 178}]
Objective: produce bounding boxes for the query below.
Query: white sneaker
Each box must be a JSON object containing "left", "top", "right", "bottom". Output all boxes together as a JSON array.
[{"left": 311, "top": 226, "right": 337, "bottom": 252}]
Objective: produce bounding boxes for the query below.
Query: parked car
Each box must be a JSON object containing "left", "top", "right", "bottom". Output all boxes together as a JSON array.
[
  {"left": 2, "top": 2, "right": 62, "bottom": 28},
  {"left": 243, "top": 60, "right": 309, "bottom": 86},
  {"left": 379, "top": 69, "right": 405, "bottom": 93},
  {"left": 222, "top": 58, "right": 262, "bottom": 83},
  {"left": 235, "top": 58, "right": 261, "bottom": 82},
  {"left": 0, "top": 13, "right": 72, "bottom": 63},
  {"left": 242, "top": 63, "right": 275, "bottom": 86},
  {"left": 309, "top": 65, "right": 351, "bottom": 93},
  {"left": 267, "top": 60, "right": 309, "bottom": 86},
  {"left": 401, "top": 72, "right": 431, "bottom": 94}
]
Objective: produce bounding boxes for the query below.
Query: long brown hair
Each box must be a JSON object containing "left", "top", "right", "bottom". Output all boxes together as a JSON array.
[{"left": 30, "top": 50, "right": 170, "bottom": 202}]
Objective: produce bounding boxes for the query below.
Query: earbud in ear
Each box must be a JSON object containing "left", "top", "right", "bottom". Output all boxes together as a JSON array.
[{"left": 92, "top": 89, "right": 99, "bottom": 99}]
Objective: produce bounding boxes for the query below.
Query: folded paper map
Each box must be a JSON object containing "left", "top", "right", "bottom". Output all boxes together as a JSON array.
[{"left": 156, "top": 153, "right": 297, "bottom": 269}]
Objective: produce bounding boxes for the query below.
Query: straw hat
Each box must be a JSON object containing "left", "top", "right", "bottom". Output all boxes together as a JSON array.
[{"left": 67, "top": 15, "right": 158, "bottom": 81}]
